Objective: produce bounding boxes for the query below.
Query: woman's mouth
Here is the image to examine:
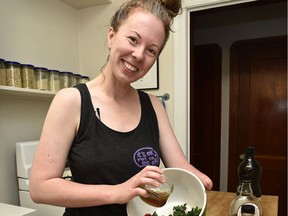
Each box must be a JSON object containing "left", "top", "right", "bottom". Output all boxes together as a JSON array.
[{"left": 123, "top": 60, "right": 138, "bottom": 72}]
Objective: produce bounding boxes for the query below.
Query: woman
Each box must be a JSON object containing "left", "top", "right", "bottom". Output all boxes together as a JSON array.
[{"left": 30, "top": 0, "right": 213, "bottom": 215}]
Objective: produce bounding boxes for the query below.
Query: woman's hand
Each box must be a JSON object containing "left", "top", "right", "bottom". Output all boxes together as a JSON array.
[{"left": 113, "top": 166, "right": 165, "bottom": 204}]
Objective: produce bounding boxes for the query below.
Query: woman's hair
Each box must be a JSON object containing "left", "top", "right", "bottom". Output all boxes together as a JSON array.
[{"left": 110, "top": 0, "right": 182, "bottom": 48}]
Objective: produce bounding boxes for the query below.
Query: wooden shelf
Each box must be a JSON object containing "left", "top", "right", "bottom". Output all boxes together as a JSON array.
[{"left": 0, "top": 85, "right": 56, "bottom": 100}]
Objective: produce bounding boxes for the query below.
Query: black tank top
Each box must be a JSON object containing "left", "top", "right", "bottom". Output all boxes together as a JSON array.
[{"left": 64, "top": 84, "right": 160, "bottom": 216}]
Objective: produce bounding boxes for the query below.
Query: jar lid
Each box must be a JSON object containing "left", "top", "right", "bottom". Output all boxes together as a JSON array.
[
  {"left": 34, "top": 67, "right": 48, "bottom": 71},
  {"left": 61, "top": 71, "right": 74, "bottom": 75},
  {"left": 0, "top": 58, "right": 5, "bottom": 62},
  {"left": 74, "top": 74, "right": 81, "bottom": 77},
  {"left": 21, "top": 64, "right": 34, "bottom": 68},
  {"left": 5, "top": 61, "right": 21, "bottom": 66},
  {"left": 49, "top": 69, "right": 60, "bottom": 73},
  {"left": 81, "top": 75, "right": 89, "bottom": 78}
]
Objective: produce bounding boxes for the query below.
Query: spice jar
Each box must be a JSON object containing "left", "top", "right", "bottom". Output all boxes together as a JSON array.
[
  {"left": 35, "top": 67, "right": 49, "bottom": 91},
  {"left": 49, "top": 70, "right": 60, "bottom": 92},
  {"left": 74, "top": 74, "right": 81, "bottom": 85},
  {"left": 21, "top": 64, "right": 35, "bottom": 89},
  {"left": 81, "top": 75, "right": 89, "bottom": 83},
  {"left": 6, "top": 61, "right": 22, "bottom": 88},
  {"left": 60, "top": 72, "right": 73, "bottom": 89},
  {"left": 0, "top": 58, "right": 6, "bottom": 85}
]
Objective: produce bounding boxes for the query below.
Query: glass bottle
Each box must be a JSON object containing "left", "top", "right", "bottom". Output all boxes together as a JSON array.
[
  {"left": 228, "top": 174, "right": 263, "bottom": 216},
  {"left": 238, "top": 147, "right": 262, "bottom": 197}
]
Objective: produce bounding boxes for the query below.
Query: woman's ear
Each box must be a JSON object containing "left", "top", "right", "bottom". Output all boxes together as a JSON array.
[{"left": 107, "top": 27, "right": 115, "bottom": 49}]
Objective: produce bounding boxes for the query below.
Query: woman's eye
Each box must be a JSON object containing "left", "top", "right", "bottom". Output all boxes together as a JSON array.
[
  {"left": 128, "top": 36, "right": 137, "bottom": 44},
  {"left": 147, "top": 48, "right": 157, "bottom": 56}
]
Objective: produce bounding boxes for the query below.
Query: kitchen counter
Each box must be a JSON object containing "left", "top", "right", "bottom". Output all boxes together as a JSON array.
[
  {"left": 206, "top": 191, "right": 278, "bottom": 216},
  {"left": 0, "top": 203, "right": 37, "bottom": 216}
]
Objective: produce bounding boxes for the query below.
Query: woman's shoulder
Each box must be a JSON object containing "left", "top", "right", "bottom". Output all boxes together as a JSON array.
[{"left": 52, "top": 87, "right": 81, "bottom": 108}]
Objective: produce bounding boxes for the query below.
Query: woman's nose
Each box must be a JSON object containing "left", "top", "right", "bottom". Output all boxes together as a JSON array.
[{"left": 132, "top": 47, "right": 144, "bottom": 62}]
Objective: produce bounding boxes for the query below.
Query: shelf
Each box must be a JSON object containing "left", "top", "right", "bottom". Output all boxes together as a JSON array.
[{"left": 0, "top": 85, "right": 56, "bottom": 100}]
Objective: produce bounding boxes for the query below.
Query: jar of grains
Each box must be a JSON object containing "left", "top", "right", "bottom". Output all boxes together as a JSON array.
[
  {"left": 81, "top": 75, "right": 90, "bottom": 83},
  {"left": 6, "top": 61, "right": 22, "bottom": 87},
  {"left": 0, "top": 58, "right": 6, "bottom": 85},
  {"left": 21, "top": 64, "right": 35, "bottom": 89},
  {"left": 74, "top": 74, "right": 82, "bottom": 85},
  {"left": 60, "top": 72, "right": 73, "bottom": 89},
  {"left": 35, "top": 67, "right": 49, "bottom": 90},
  {"left": 49, "top": 70, "right": 60, "bottom": 92}
]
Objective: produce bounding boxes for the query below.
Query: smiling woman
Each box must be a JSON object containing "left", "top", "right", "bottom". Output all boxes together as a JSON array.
[{"left": 29, "top": 1, "right": 212, "bottom": 216}]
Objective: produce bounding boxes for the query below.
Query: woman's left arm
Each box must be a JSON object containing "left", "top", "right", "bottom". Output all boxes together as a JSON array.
[{"left": 149, "top": 95, "right": 213, "bottom": 191}]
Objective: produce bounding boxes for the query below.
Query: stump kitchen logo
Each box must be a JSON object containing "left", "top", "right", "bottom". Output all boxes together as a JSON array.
[{"left": 133, "top": 147, "right": 159, "bottom": 168}]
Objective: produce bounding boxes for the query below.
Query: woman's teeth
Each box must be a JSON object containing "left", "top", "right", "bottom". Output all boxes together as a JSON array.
[{"left": 124, "top": 61, "right": 138, "bottom": 72}]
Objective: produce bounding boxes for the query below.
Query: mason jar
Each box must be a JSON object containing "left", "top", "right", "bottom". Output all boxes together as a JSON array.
[
  {"left": 60, "top": 71, "right": 73, "bottom": 89},
  {"left": 0, "top": 58, "right": 6, "bottom": 85},
  {"left": 74, "top": 74, "right": 81, "bottom": 85},
  {"left": 49, "top": 70, "right": 60, "bottom": 92},
  {"left": 81, "top": 75, "right": 89, "bottom": 83},
  {"left": 6, "top": 61, "right": 22, "bottom": 87},
  {"left": 21, "top": 64, "right": 35, "bottom": 89},
  {"left": 35, "top": 67, "right": 49, "bottom": 90}
]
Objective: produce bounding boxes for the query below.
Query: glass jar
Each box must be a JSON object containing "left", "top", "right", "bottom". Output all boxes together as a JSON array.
[
  {"left": 81, "top": 75, "right": 89, "bottom": 83},
  {"left": 6, "top": 61, "right": 22, "bottom": 87},
  {"left": 74, "top": 74, "right": 81, "bottom": 85},
  {"left": 35, "top": 67, "right": 49, "bottom": 91},
  {"left": 140, "top": 175, "right": 174, "bottom": 207},
  {"left": 60, "top": 72, "right": 73, "bottom": 89},
  {"left": 49, "top": 70, "right": 60, "bottom": 92},
  {"left": 0, "top": 58, "right": 6, "bottom": 85},
  {"left": 21, "top": 64, "right": 35, "bottom": 89}
]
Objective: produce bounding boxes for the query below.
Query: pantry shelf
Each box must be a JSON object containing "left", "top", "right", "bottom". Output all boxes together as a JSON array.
[{"left": 0, "top": 85, "right": 56, "bottom": 100}]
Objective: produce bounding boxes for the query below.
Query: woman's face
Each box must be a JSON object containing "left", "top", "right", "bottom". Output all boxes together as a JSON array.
[{"left": 107, "top": 9, "right": 165, "bottom": 85}]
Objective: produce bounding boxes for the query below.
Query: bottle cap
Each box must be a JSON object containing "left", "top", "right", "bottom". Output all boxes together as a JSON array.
[
  {"left": 246, "top": 147, "right": 255, "bottom": 157},
  {"left": 241, "top": 204, "right": 255, "bottom": 213}
]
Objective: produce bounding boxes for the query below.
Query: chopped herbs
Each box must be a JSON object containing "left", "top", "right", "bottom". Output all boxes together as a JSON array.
[{"left": 147, "top": 203, "right": 202, "bottom": 216}]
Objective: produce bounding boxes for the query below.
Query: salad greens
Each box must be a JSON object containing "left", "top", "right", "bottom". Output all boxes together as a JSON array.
[{"left": 150, "top": 203, "right": 202, "bottom": 216}]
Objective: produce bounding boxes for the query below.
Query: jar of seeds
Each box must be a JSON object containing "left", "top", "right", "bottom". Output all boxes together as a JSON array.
[
  {"left": 0, "top": 58, "right": 6, "bottom": 85},
  {"left": 6, "top": 61, "right": 22, "bottom": 87},
  {"left": 81, "top": 75, "right": 90, "bottom": 83},
  {"left": 74, "top": 74, "right": 82, "bottom": 85},
  {"left": 60, "top": 71, "right": 73, "bottom": 89},
  {"left": 21, "top": 64, "right": 35, "bottom": 89},
  {"left": 49, "top": 69, "right": 60, "bottom": 92},
  {"left": 35, "top": 67, "right": 49, "bottom": 90}
]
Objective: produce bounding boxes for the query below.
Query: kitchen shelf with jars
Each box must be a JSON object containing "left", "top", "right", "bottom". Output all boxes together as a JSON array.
[{"left": 0, "top": 58, "right": 89, "bottom": 100}]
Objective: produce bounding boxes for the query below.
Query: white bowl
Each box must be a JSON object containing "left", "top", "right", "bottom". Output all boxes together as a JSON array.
[{"left": 127, "top": 168, "right": 207, "bottom": 216}]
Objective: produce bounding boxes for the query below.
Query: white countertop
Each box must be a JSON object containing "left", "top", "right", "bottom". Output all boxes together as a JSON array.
[{"left": 0, "top": 203, "right": 37, "bottom": 216}]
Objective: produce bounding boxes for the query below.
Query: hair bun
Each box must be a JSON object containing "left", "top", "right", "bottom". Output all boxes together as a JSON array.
[{"left": 160, "top": 0, "right": 182, "bottom": 18}]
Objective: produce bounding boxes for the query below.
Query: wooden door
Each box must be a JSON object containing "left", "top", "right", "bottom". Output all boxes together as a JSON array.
[
  {"left": 190, "top": 44, "right": 222, "bottom": 190},
  {"left": 228, "top": 36, "right": 287, "bottom": 216}
]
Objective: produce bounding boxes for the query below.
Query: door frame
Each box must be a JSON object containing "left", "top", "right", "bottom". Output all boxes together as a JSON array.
[{"left": 172, "top": 0, "right": 257, "bottom": 191}]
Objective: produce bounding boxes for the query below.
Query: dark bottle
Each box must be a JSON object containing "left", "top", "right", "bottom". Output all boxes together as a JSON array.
[{"left": 238, "top": 147, "right": 262, "bottom": 197}]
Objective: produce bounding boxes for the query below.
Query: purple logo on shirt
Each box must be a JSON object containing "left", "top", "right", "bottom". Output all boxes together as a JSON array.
[{"left": 133, "top": 147, "right": 159, "bottom": 168}]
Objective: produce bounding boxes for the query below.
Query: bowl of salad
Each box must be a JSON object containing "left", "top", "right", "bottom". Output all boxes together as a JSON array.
[{"left": 126, "top": 168, "right": 207, "bottom": 216}]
